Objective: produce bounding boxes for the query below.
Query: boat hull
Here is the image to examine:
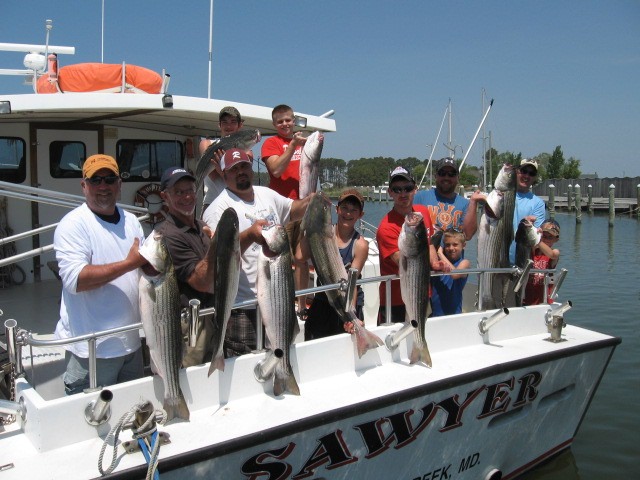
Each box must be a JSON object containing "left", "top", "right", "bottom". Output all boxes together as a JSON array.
[{"left": 2, "top": 305, "right": 619, "bottom": 480}]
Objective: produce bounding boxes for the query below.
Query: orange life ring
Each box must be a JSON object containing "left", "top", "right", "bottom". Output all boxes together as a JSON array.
[{"left": 134, "top": 183, "right": 166, "bottom": 225}]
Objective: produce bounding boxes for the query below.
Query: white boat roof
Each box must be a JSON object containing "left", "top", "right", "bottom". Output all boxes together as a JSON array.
[{"left": 0, "top": 92, "right": 337, "bottom": 138}]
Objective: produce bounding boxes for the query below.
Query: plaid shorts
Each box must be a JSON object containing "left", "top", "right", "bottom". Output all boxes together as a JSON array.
[{"left": 224, "top": 309, "right": 258, "bottom": 358}]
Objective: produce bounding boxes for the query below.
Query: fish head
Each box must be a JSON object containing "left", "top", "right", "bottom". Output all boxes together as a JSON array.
[
  {"left": 493, "top": 164, "right": 516, "bottom": 191},
  {"left": 399, "top": 212, "right": 428, "bottom": 254},
  {"left": 234, "top": 129, "right": 261, "bottom": 149},
  {"left": 302, "top": 191, "right": 333, "bottom": 235},
  {"left": 261, "top": 223, "right": 290, "bottom": 256},
  {"left": 515, "top": 218, "right": 541, "bottom": 246}
]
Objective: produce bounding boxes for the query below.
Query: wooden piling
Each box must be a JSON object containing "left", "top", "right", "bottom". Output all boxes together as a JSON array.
[
  {"left": 609, "top": 184, "right": 615, "bottom": 228},
  {"left": 575, "top": 184, "right": 582, "bottom": 224},
  {"left": 587, "top": 184, "right": 593, "bottom": 214},
  {"left": 567, "top": 184, "right": 573, "bottom": 212},
  {"left": 637, "top": 184, "right": 640, "bottom": 219},
  {"left": 548, "top": 184, "right": 555, "bottom": 219}
]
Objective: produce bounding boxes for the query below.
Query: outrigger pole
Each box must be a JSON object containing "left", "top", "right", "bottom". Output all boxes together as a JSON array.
[{"left": 458, "top": 98, "right": 494, "bottom": 171}]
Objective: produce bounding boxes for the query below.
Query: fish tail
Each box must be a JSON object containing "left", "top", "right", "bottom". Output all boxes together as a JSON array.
[
  {"left": 273, "top": 365, "right": 301, "bottom": 397},
  {"left": 409, "top": 343, "right": 433, "bottom": 368},
  {"left": 352, "top": 320, "right": 383, "bottom": 358},
  {"left": 207, "top": 351, "right": 225, "bottom": 377},
  {"left": 164, "top": 393, "right": 190, "bottom": 422}
]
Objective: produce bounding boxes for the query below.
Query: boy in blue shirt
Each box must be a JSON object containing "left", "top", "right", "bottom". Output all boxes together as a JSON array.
[{"left": 430, "top": 228, "right": 470, "bottom": 316}]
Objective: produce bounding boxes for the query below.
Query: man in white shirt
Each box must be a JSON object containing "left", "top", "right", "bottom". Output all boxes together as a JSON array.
[
  {"left": 54, "top": 154, "right": 148, "bottom": 395},
  {"left": 203, "top": 148, "right": 309, "bottom": 356}
]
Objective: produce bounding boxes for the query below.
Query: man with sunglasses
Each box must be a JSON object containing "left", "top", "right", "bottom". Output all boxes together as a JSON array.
[
  {"left": 414, "top": 157, "right": 482, "bottom": 241},
  {"left": 509, "top": 159, "right": 546, "bottom": 264},
  {"left": 376, "top": 167, "right": 449, "bottom": 324},
  {"left": 53, "top": 154, "right": 148, "bottom": 395}
]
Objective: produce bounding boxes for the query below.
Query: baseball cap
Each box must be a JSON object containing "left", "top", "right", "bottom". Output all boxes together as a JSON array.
[
  {"left": 82, "top": 154, "right": 119, "bottom": 178},
  {"left": 220, "top": 148, "right": 252, "bottom": 171},
  {"left": 338, "top": 188, "right": 365, "bottom": 210},
  {"left": 219, "top": 106, "right": 242, "bottom": 122},
  {"left": 160, "top": 167, "right": 195, "bottom": 191},
  {"left": 520, "top": 158, "right": 539, "bottom": 173},
  {"left": 390, "top": 166, "right": 415, "bottom": 183},
  {"left": 435, "top": 157, "right": 459, "bottom": 174},
  {"left": 542, "top": 220, "right": 560, "bottom": 237}
]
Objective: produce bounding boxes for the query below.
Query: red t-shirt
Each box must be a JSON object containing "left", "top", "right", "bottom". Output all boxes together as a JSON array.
[
  {"left": 376, "top": 204, "right": 433, "bottom": 306},
  {"left": 261, "top": 135, "right": 303, "bottom": 199}
]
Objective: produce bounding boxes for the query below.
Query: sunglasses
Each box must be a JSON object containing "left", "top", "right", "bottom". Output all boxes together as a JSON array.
[
  {"left": 519, "top": 168, "right": 537, "bottom": 176},
  {"left": 390, "top": 185, "right": 415, "bottom": 194},
  {"left": 437, "top": 171, "right": 458, "bottom": 178},
  {"left": 86, "top": 175, "right": 119, "bottom": 186}
]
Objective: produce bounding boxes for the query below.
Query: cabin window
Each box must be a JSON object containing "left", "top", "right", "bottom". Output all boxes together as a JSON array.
[
  {"left": 49, "top": 141, "right": 86, "bottom": 178},
  {"left": 116, "top": 140, "right": 183, "bottom": 182},
  {"left": 0, "top": 137, "right": 27, "bottom": 184}
]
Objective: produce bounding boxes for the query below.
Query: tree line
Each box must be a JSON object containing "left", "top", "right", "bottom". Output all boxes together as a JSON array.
[{"left": 313, "top": 146, "right": 581, "bottom": 189}]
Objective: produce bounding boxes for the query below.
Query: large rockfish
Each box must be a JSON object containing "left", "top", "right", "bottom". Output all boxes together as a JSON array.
[
  {"left": 208, "top": 207, "right": 241, "bottom": 376},
  {"left": 301, "top": 192, "right": 383, "bottom": 358},
  {"left": 398, "top": 211, "right": 432, "bottom": 367},
  {"left": 477, "top": 164, "right": 517, "bottom": 309},
  {"left": 139, "top": 235, "right": 189, "bottom": 422},
  {"left": 194, "top": 128, "right": 261, "bottom": 189},
  {"left": 298, "top": 131, "right": 324, "bottom": 198},
  {"left": 257, "top": 224, "right": 301, "bottom": 396}
]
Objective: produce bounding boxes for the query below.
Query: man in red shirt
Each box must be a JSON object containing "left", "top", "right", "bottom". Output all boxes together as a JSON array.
[
  {"left": 376, "top": 167, "right": 448, "bottom": 324},
  {"left": 261, "top": 104, "right": 310, "bottom": 315}
]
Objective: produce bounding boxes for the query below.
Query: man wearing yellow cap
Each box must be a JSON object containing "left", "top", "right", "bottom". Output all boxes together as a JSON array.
[{"left": 53, "top": 154, "right": 148, "bottom": 395}]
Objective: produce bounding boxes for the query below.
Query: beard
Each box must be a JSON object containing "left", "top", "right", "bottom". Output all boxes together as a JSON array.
[{"left": 236, "top": 178, "right": 252, "bottom": 190}]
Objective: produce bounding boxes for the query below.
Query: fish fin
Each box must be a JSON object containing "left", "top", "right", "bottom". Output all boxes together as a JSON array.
[
  {"left": 163, "top": 393, "right": 190, "bottom": 422},
  {"left": 207, "top": 351, "right": 225, "bottom": 376},
  {"left": 409, "top": 343, "right": 433, "bottom": 368},
  {"left": 352, "top": 321, "right": 383, "bottom": 358},
  {"left": 273, "top": 366, "right": 301, "bottom": 397}
]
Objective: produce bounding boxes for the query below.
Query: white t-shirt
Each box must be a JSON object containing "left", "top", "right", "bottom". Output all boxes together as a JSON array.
[
  {"left": 202, "top": 186, "right": 292, "bottom": 305},
  {"left": 54, "top": 204, "right": 144, "bottom": 358}
]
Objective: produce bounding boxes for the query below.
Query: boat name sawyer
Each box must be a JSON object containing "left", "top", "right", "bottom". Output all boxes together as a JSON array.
[{"left": 240, "top": 370, "right": 541, "bottom": 479}]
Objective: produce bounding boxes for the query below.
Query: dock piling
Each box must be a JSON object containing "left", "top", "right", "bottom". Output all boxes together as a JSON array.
[
  {"left": 574, "top": 184, "right": 582, "bottom": 224},
  {"left": 548, "top": 184, "right": 555, "bottom": 219},
  {"left": 609, "top": 184, "right": 615, "bottom": 227}
]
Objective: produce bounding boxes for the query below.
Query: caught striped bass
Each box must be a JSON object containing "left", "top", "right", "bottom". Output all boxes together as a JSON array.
[
  {"left": 301, "top": 192, "right": 383, "bottom": 358},
  {"left": 298, "top": 131, "right": 324, "bottom": 198},
  {"left": 208, "top": 207, "right": 241, "bottom": 375},
  {"left": 398, "top": 211, "right": 432, "bottom": 367},
  {"left": 139, "top": 235, "right": 189, "bottom": 422},
  {"left": 477, "top": 164, "right": 517, "bottom": 309},
  {"left": 194, "top": 129, "right": 261, "bottom": 189},
  {"left": 257, "top": 223, "right": 301, "bottom": 396}
]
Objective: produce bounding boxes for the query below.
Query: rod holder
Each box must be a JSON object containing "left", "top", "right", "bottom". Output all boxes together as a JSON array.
[
  {"left": 548, "top": 268, "right": 568, "bottom": 301},
  {"left": 84, "top": 389, "right": 113, "bottom": 426},
  {"left": 188, "top": 298, "right": 202, "bottom": 348},
  {"left": 513, "top": 259, "right": 533, "bottom": 293},
  {"left": 385, "top": 320, "right": 418, "bottom": 351},
  {"left": 478, "top": 308, "right": 510, "bottom": 335},
  {"left": 4, "top": 318, "right": 24, "bottom": 377},
  {"left": 343, "top": 268, "right": 358, "bottom": 311},
  {"left": 254, "top": 349, "right": 283, "bottom": 383},
  {"left": 544, "top": 301, "right": 572, "bottom": 343}
]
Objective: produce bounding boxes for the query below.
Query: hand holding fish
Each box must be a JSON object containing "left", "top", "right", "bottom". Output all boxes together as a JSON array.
[
  {"left": 342, "top": 318, "right": 364, "bottom": 334},
  {"left": 291, "top": 131, "right": 308, "bottom": 147}
]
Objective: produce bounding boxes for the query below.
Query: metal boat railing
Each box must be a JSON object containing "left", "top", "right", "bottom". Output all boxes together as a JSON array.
[
  {"left": 3, "top": 265, "right": 563, "bottom": 394},
  {"left": 0, "top": 180, "right": 150, "bottom": 268}
]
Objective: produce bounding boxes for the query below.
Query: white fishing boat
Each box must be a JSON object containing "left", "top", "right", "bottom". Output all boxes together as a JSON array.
[{"left": 0, "top": 23, "right": 620, "bottom": 480}]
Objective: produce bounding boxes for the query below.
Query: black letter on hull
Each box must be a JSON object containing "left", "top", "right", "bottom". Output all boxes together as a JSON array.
[
  {"left": 436, "top": 387, "right": 484, "bottom": 432},
  {"left": 354, "top": 403, "right": 437, "bottom": 458},
  {"left": 513, "top": 371, "right": 542, "bottom": 407},
  {"left": 241, "top": 443, "right": 295, "bottom": 480},
  {"left": 292, "top": 430, "right": 357, "bottom": 479},
  {"left": 478, "top": 377, "right": 515, "bottom": 418}
]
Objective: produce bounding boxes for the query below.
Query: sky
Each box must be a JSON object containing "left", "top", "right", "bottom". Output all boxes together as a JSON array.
[{"left": 1, "top": 1, "right": 639, "bottom": 178}]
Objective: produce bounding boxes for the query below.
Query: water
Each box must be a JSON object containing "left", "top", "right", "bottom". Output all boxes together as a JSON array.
[{"left": 361, "top": 201, "right": 640, "bottom": 478}]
